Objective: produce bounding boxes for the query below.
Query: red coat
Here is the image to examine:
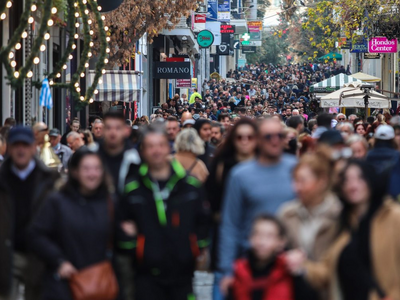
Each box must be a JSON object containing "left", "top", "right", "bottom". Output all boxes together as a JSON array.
[{"left": 232, "top": 255, "right": 294, "bottom": 300}]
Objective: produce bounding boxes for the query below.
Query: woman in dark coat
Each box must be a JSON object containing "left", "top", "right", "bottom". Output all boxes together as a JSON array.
[{"left": 29, "top": 148, "right": 115, "bottom": 300}]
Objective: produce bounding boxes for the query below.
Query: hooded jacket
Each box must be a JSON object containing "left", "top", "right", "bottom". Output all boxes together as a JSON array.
[{"left": 118, "top": 160, "right": 210, "bottom": 282}]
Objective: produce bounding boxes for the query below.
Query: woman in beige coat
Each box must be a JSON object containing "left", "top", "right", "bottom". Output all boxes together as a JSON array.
[
  {"left": 286, "top": 160, "right": 400, "bottom": 300},
  {"left": 279, "top": 150, "right": 342, "bottom": 262}
]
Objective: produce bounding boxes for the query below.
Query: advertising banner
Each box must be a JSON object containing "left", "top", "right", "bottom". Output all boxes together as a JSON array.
[
  {"left": 217, "top": 0, "right": 230, "bottom": 21},
  {"left": 194, "top": 14, "right": 206, "bottom": 31},
  {"left": 368, "top": 37, "right": 397, "bottom": 53},
  {"left": 247, "top": 21, "right": 263, "bottom": 42},
  {"left": 207, "top": 0, "right": 218, "bottom": 21}
]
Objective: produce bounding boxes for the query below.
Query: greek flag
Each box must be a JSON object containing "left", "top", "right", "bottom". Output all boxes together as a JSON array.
[{"left": 39, "top": 78, "right": 53, "bottom": 109}]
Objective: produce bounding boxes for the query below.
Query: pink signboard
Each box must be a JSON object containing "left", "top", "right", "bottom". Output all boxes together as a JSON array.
[
  {"left": 176, "top": 79, "right": 191, "bottom": 88},
  {"left": 368, "top": 37, "right": 398, "bottom": 53}
]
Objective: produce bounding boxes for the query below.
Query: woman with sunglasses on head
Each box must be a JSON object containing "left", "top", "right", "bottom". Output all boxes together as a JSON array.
[
  {"left": 29, "top": 148, "right": 117, "bottom": 300},
  {"left": 286, "top": 160, "right": 400, "bottom": 300},
  {"left": 206, "top": 118, "right": 258, "bottom": 300}
]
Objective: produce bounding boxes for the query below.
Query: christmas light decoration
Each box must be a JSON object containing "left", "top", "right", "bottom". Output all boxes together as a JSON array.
[{"left": 0, "top": 0, "right": 107, "bottom": 111}]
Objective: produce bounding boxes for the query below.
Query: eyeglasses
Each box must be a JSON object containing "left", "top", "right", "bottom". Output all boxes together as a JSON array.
[
  {"left": 263, "top": 133, "right": 285, "bottom": 141},
  {"left": 236, "top": 135, "right": 255, "bottom": 141},
  {"left": 338, "top": 118, "right": 345, "bottom": 121}
]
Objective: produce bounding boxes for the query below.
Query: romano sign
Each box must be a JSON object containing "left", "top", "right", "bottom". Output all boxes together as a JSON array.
[{"left": 153, "top": 62, "right": 191, "bottom": 79}]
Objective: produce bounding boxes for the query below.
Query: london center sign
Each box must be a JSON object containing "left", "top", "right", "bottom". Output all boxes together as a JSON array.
[{"left": 153, "top": 62, "right": 191, "bottom": 79}]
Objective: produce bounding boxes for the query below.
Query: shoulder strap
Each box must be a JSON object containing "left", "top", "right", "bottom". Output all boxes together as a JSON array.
[
  {"left": 186, "top": 159, "right": 199, "bottom": 175},
  {"left": 106, "top": 196, "right": 114, "bottom": 253}
]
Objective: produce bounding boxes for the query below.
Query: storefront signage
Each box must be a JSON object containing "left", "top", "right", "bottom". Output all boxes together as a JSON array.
[
  {"left": 351, "top": 41, "right": 368, "bottom": 53},
  {"left": 242, "top": 46, "right": 256, "bottom": 53},
  {"left": 220, "top": 24, "right": 235, "bottom": 34},
  {"left": 368, "top": 37, "right": 397, "bottom": 53},
  {"left": 176, "top": 79, "right": 191, "bottom": 88},
  {"left": 364, "top": 53, "right": 381, "bottom": 59},
  {"left": 197, "top": 30, "right": 214, "bottom": 48},
  {"left": 153, "top": 62, "right": 191, "bottom": 79},
  {"left": 194, "top": 14, "right": 206, "bottom": 23}
]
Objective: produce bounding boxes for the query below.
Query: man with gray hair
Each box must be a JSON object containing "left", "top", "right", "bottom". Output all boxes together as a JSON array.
[
  {"left": 348, "top": 114, "right": 357, "bottom": 124},
  {"left": 66, "top": 131, "right": 85, "bottom": 152},
  {"left": 336, "top": 113, "right": 347, "bottom": 123}
]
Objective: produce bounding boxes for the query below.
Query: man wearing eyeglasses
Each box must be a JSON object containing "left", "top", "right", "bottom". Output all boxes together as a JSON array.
[
  {"left": 336, "top": 113, "right": 347, "bottom": 123},
  {"left": 218, "top": 118, "right": 297, "bottom": 296}
]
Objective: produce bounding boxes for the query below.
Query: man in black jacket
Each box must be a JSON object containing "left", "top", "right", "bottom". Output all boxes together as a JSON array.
[
  {"left": 97, "top": 111, "right": 140, "bottom": 194},
  {"left": 118, "top": 126, "right": 210, "bottom": 300},
  {"left": 0, "top": 126, "right": 58, "bottom": 300}
]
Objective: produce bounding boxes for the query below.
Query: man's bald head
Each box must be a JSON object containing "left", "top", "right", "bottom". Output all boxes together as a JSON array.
[
  {"left": 181, "top": 112, "right": 193, "bottom": 125},
  {"left": 67, "top": 131, "right": 85, "bottom": 152}
]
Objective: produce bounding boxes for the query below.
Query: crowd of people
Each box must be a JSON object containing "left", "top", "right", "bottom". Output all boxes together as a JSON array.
[{"left": 1, "top": 62, "right": 400, "bottom": 300}]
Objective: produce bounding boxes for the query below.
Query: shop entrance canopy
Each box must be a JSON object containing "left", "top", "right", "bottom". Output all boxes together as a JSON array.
[
  {"left": 320, "top": 82, "right": 391, "bottom": 109},
  {"left": 310, "top": 73, "right": 362, "bottom": 93},
  {"left": 88, "top": 70, "right": 140, "bottom": 102},
  {"left": 351, "top": 72, "right": 381, "bottom": 82},
  {"left": 318, "top": 52, "right": 343, "bottom": 61}
]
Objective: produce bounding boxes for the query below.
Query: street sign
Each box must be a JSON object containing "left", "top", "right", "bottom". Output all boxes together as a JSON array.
[
  {"left": 197, "top": 30, "right": 214, "bottom": 48},
  {"left": 233, "top": 40, "right": 240, "bottom": 49}
]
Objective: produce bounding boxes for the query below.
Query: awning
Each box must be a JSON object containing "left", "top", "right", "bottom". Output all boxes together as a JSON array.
[
  {"left": 320, "top": 82, "right": 391, "bottom": 108},
  {"left": 351, "top": 72, "right": 381, "bottom": 82},
  {"left": 318, "top": 52, "right": 342, "bottom": 61},
  {"left": 310, "top": 73, "right": 362, "bottom": 93},
  {"left": 88, "top": 70, "right": 140, "bottom": 102}
]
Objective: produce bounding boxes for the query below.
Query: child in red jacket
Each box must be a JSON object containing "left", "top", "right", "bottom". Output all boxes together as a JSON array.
[{"left": 231, "top": 214, "right": 318, "bottom": 300}]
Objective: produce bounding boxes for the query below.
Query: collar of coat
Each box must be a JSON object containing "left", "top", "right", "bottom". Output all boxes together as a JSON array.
[{"left": 138, "top": 159, "right": 187, "bottom": 191}]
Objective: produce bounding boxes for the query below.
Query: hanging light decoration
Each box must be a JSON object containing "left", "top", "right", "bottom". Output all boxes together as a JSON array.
[{"left": 95, "top": 0, "right": 123, "bottom": 12}]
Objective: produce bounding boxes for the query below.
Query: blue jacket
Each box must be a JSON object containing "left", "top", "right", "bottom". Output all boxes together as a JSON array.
[{"left": 366, "top": 146, "right": 399, "bottom": 175}]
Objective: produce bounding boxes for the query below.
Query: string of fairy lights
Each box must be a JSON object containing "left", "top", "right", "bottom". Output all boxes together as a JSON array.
[{"left": 0, "top": 0, "right": 109, "bottom": 108}]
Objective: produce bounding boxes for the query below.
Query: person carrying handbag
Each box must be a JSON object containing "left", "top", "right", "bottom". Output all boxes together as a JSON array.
[{"left": 29, "top": 147, "right": 118, "bottom": 300}]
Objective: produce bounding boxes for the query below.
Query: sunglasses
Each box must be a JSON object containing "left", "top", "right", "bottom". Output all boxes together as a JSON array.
[
  {"left": 338, "top": 118, "right": 345, "bottom": 121},
  {"left": 236, "top": 135, "right": 255, "bottom": 141},
  {"left": 263, "top": 133, "right": 285, "bottom": 141}
]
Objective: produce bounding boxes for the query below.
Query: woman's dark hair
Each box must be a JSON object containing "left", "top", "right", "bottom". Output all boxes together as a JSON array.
[
  {"left": 354, "top": 123, "right": 367, "bottom": 133},
  {"left": 213, "top": 118, "right": 258, "bottom": 164},
  {"left": 61, "top": 147, "right": 113, "bottom": 195},
  {"left": 335, "top": 160, "right": 387, "bottom": 233}
]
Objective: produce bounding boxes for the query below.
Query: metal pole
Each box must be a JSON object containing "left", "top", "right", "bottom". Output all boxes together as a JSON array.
[{"left": 364, "top": 94, "right": 369, "bottom": 121}]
